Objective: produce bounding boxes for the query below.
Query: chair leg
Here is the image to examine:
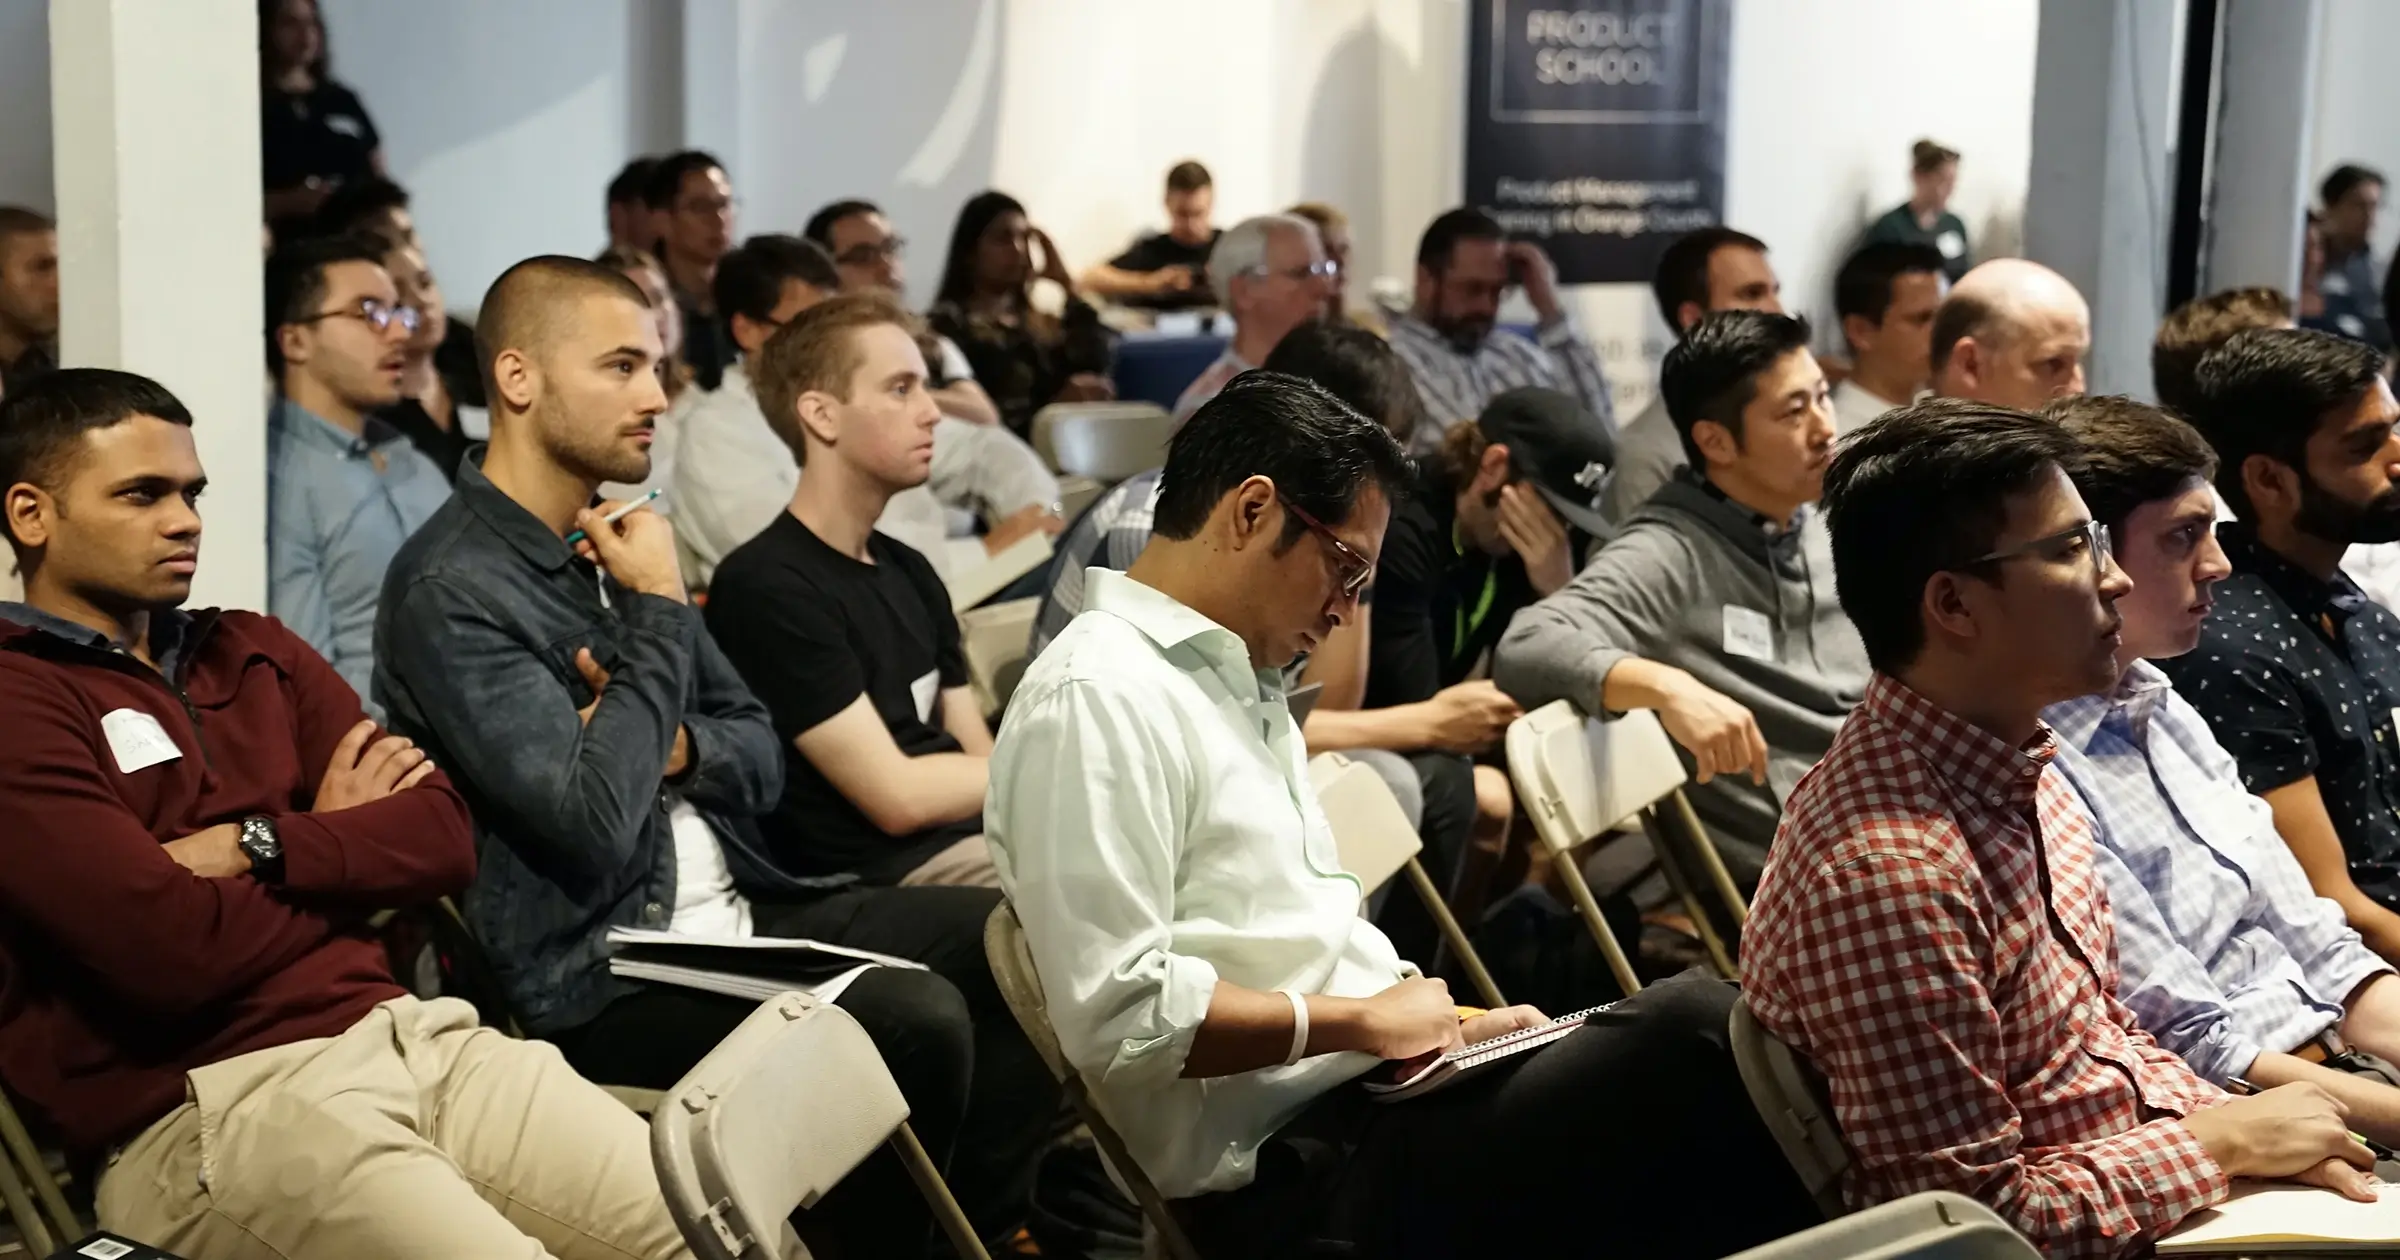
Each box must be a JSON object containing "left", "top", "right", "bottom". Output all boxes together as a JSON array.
[
  {"left": 890, "top": 1120, "right": 993, "bottom": 1260},
  {"left": 1670, "top": 790, "right": 1750, "bottom": 927},
  {"left": 1640, "top": 810, "right": 1738, "bottom": 980},
  {"left": 0, "top": 1142, "right": 54, "bottom": 1258},
  {"left": 0, "top": 1094, "right": 77, "bottom": 1244},
  {"left": 1550, "top": 844, "right": 1643, "bottom": 996},
  {"left": 1401, "top": 857, "right": 1506, "bottom": 1009},
  {"left": 1065, "top": 1083, "right": 1205, "bottom": 1260}
]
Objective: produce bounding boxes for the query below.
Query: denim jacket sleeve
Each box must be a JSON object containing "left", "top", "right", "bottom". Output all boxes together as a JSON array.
[
  {"left": 674, "top": 626, "right": 784, "bottom": 818},
  {"left": 383, "top": 574, "right": 695, "bottom": 898}
]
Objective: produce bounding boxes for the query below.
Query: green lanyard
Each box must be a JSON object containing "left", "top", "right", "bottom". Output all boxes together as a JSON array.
[{"left": 1451, "top": 523, "right": 1500, "bottom": 661}]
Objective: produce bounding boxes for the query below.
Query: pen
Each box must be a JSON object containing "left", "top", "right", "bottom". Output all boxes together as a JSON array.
[
  {"left": 565, "top": 488, "right": 664, "bottom": 546},
  {"left": 2230, "top": 1076, "right": 2396, "bottom": 1160}
]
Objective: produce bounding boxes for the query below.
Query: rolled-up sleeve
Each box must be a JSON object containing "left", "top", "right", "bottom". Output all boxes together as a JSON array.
[{"left": 986, "top": 672, "right": 1218, "bottom": 1090}]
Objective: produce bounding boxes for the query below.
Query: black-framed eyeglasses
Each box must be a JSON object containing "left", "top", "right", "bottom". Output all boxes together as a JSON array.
[
  {"left": 1278, "top": 493, "right": 1373, "bottom": 600},
  {"left": 1961, "top": 520, "right": 2114, "bottom": 579},
  {"left": 294, "top": 298, "right": 420, "bottom": 336},
  {"left": 835, "top": 237, "right": 906, "bottom": 267}
]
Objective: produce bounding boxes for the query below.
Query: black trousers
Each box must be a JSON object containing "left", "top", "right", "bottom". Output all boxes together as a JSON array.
[
  {"left": 1176, "top": 970, "right": 1821, "bottom": 1260},
  {"left": 551, "top": 885, "right": 1058, "bottom": 1259}
]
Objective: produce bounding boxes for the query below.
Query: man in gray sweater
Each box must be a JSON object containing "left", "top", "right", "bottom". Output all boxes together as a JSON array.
[{"left": 1496, "top": 311, "right": 1869, "bottom": 879}]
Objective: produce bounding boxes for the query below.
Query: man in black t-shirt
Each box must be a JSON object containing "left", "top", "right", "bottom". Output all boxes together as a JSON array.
[
  {"left": 1078, "top": 160, "right": 1223, "bottom": 311},
  {"left": 707, "top": 292, "right": 1001, "bottom": 887}
]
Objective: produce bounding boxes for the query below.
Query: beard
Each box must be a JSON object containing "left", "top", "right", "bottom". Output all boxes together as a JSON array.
[
  {"left": 2295, "top": 472, "right": 2400, "bottom": 545},
  {"left": 1431, "top": 312, "right": 1494, "bottom": 353},
  {"left": 537, "top": 394, "right": 652, "bottom": 488}
]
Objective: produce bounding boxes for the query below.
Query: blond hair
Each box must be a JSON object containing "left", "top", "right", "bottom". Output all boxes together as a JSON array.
[{"left": 751, "top": 291, "right": 923, "bottom": 464}]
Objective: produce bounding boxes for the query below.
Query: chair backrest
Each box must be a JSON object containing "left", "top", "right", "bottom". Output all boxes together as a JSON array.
[
  {"left": 1720, "top": 1191, "right": 2039, "bottom": 1260},
  {"left": 652, "top": 993, "right": 909, "bottom": 1259},
  {"left": 959, "top": 597, "right": 1042, "bottom": 717},
  {"left": 1034, "top": 403, "right": 1175, "bottom": 483},
  {"left": 1504, "top": 699, "right": 1688, "bottom": 856},
  {"left": 1307, "top": 752, "right": 1423, "bottom": 897},
  {"left": 1729, "top": 994, "right": 1852, "bottom": 1221}
]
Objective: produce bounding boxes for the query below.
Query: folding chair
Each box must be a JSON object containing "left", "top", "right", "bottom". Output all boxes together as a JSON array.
[
  {"left": 1721, "top": 1191, "right": 2037, "bottom": 1260},
  {"left": 1032, "top": 403, "right": 1174, "bottom": 483},
  {"left": 1307, "top": 752, "right": 1506, "bottom": 1009},
  {"left": 959, "top": 597, "right": 1041, "bottom": 718},
  {"left": 984, "top": 903, "right": 1204, "bottom": 1260},
  {"left": 652, "top": 991, "right": 989, "bottom": 1260},
  {"left": 1504, "top": 701, "right": 1750, "bottom": 994},
  {"left": 0, "top": 1086, "right": 81, "bottom": 1257},
  {"left": 1730, "top": 994, "right": 1852, "bottom": 1221}
]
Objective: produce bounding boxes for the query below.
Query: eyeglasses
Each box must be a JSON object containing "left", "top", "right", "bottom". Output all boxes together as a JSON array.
[
  {"left": 294, "top": 298, "right": 420, "bottom": 336},
  {"left": 835, "top": 237, "right": 907, "bottom": 267},
  {"left": 1277, "top": 493, "right": 1373, "bottom": 600},
  {"left": 1248, "top": 258, "right": 1341, "bottom": 283},
  {"left": 1961, "top": 520, "right": 2115, "bottom": 579}
]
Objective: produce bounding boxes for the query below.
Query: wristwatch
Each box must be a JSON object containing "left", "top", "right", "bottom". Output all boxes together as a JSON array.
[{"left": 237, "top": 815, "right": 285, "bottom": 884}]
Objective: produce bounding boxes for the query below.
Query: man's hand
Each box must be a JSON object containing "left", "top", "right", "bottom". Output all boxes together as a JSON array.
[
  {"left": 1355, "top": 977, "right": 1462, "bottom": 1061},
  {"left": 161, "top": 823, "right": 251, "bottom": 879},
  {"left": 1656, "top": 675, "right": 1768, "bottom": 786},
  {"left": 984, "top": 503, "right": 1065, "bottom": 556},
  {"left": 574, "top": 500, "right": 687, "bottom": 604},
  {"left": 314, "top": 719, "right": 436, "bottom": 813},
  {"left": 1504, "top": 240, "right": 1564, "bottom": 322},
  {"left": 2185, "top": 1082, "right": 2376, "bottom": 1184},
  {"left": 574, "top": 649, "right": 691, "bottom": 776},
  {"left": 1150, "top": 265, "right": 1198, "bottom": 297},
  {"left": 2294, "top": 1155, "right": 2382, "bottom": 1203},
  {"left": 1421, "top": 680, "right": 1524, "bottom": 754},
  {"left": 1456, "top": 1004, "right": 1550, "bottom": 1051},
  {"left": 1496, "top": 482, "right": 1574, "bottom": 595}
]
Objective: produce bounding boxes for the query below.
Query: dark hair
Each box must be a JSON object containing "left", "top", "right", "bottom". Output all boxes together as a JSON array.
[
  {"left": 712, "top": 234, "right": 839, "bottom": 327},
  {"left": 0, "top": 368, "right": 194, "bottom": 553},
  {"left": 1833, "top": 242, "right": 1946, "bottom": 347},
  {"left": 1820, "top": 398, "right": 2081, "bottom": 672},
  {"left": 1927, "top": 290, "right": 1991, "bottom": 375},
  {"left": 2189, "top": 326, "right": 2388, "bottom": 520},
  {"left": 1649, "top": 227, "right": 1770, "bottom": 331},
  {"left": 934, "top": 190, "right": 1029, "bottom": 308},
  {"left": 2150, "top": 286, "right": 2291, "bottom": 420},
  {"left": 1261, "top": 322, "right": 1430, "bottom": 447},
  {"left": 1152, "top": 371, "right": 1412, "bottom": 546},
  {"left": 307, "top": 175, "right": 411, "bottom": 244},
  {"left": 258, "top": 0, "right": 330, "bottom": 83},
  {"left": 607, "top": 157, "right": 658, "bottom": 208},
  {"left": 2323, "top": 163, "right": 2387, "bottom": 209},
  {"left": 0, "top": 205, "right": 55, "bottom": 246},
  {"left": 2046, "top": 394, "right": 2218, "bottom": 536},
  {"left": 1911, "top": 139, "right": 1960, "bottom": 175},
  {"left": 803, "top": 199, "right": 883, "bottom": 248},
  {"left": 641, "top": 151, "right": 726, "bottom": 212},
  {"left": 1659, "top": 311, "right": 1813, "bottom": 467},
  {"left": 264, "top": 234, "right": 388, "bottom": 374},
  {"left": 1165, "top": 161, "right": 1213, "bottom": 195},
  {"left": 1415, "top": 208, "right": 1505, "bottom": 273}
]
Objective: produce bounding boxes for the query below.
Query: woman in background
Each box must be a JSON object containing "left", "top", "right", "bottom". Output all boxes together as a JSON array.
[
  {"left": 928, "top": 191, "right": 1116, "bottom": 439},
  {"left": 259, "top": 0, "right": 386, "bottom": 239}
]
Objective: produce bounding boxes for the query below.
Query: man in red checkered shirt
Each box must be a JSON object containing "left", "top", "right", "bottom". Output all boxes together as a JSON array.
[{"left": 1743, "top": 398, "right": 2378, "bottom": 1257}]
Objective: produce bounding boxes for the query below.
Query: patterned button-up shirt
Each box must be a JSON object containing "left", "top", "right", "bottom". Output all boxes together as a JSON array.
[
  {"left": 2046, "top": 663, "right": 2388, "bottom": 1087},
  {"left": 1033, "top": 469, "right": 1162, "bottom": 657},
  {"left": 1386, "top": 313, "right": 1614, "bottom": 454},
  {"left": 1745, "top": 673, "right": 2229, "bottom": 1258}
]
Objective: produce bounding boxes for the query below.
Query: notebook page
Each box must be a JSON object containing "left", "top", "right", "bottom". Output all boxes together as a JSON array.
[{"left": 2158, "top": 1181, "right": 2400, "bottom": 1253}]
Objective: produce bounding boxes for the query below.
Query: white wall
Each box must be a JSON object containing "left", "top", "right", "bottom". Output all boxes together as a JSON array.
[
  {"left": 2312, "top": 0, "right": 2400, "bottom": 263},
  {"left": 0, "top": 0, "right": 53, "bottom": 215}
]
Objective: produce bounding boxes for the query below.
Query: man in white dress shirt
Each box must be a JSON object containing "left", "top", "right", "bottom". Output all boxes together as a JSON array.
[
  {"left": 987, "top": 371, "right": 1815, "bottom": 1258},
  {"left": 1829, "top": 241, "right": 1946, "bottom": 434}
]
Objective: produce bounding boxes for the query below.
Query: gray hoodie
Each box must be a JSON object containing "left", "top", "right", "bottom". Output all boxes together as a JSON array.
[{"left": 1494, "top": 471, "right": 1869, "bottom": 870}]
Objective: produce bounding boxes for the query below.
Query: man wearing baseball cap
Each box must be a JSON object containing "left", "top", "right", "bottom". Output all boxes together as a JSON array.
[{"left": 1495, "top": 311, "right": 1868, "bottom": 886}]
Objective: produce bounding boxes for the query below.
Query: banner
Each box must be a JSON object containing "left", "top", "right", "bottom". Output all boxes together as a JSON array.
[{"left": 1465, "top": 0, "right": 1732, "bottom": 285}]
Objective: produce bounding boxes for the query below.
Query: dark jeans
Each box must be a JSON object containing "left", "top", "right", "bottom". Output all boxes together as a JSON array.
[
  {"left": 551, "top": 885, "right": 1057, "bottom": 1259},
  {"left": 1177, "top": 971, "right": 1819, "bottom": 1260},
  {"left": 1368, "top": 751, "right": 1478, "bottom": 972}
]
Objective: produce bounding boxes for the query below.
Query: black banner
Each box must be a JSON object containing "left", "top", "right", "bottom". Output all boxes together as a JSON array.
[{"left": 1465, "top": 0, "right": 1732, "bottom": 285}]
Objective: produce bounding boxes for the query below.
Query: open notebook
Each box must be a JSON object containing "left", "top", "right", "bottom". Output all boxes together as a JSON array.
[
  {"left": 2158, "top": 1181, "right": 2400, "bottom": 1254},
  {"left": 1363, "top": 1002, "right": 1615, "bottom": 1103},
  {"left": 605, "top": 927, "right": 926, "bottom": 1006}
]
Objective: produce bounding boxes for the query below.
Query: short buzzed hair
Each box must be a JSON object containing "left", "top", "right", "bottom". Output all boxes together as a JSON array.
[
  {"left": 2151, "top": 286, "right": 2291, "bottom": 420},
  {"left": 750, "top": 291, "right": 922, "bottom": 464},
  {"left": 475, "top": 255, "right": 652, "bottom": 403},
  {"left": 0, "top": 206, "right": 54, "bottom": 248},
  {"left": 1166, "top": 161, "right": 1213, "bottom": 195}
]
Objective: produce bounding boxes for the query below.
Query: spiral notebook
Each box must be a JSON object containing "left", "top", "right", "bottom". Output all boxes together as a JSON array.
[{"left": 1362, "top": 1002, "right": 1616, "bottom": 1103}]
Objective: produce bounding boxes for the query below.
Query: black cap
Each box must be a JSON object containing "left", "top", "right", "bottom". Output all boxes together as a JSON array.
[{"left": 1475, "top": 387, "right": 1615, "bottom": 538}]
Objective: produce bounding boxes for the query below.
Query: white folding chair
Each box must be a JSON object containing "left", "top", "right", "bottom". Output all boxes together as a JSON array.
[
  {"left": 959, "top": 597, "right": 1041, "bottom": 718},
  {"left": 1055, "top": 474, "right": 1106, "bottom": 524},
  {"left": 984, "top": 904, "right": 1203, "bottom": 1260},
  {"left": 1033, "top": 403, "right": 1175, "bottom": 483},
  {"left": 1503, "top": 700, "right": 1749, "bottom": 993},
  {"left": 1730, "top": 994, "right": 1852, "bottom": 1222},
  {"left": 1721, "top": 1191, "right": 2038, "bottom": 1260},
  {"left": 1308, "top": 752, "right": 1506, "bottom": 1008},
  {"left": 650, "top": 992, "right": 989, "bottom": 1260}
]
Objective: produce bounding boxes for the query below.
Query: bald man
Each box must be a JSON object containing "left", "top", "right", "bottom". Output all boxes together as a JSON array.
[
  {"left": 374, "top": 256, "right": 1057, "bottom": 1251},
  {"left": 1928, "top": 258, "right": 2091, "bottom": 410}
]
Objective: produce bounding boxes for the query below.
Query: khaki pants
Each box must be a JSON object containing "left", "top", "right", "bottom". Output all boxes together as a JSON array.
[
  {"left": 96, "top": 996, "right": 690, "bottom": 1260},
  {"left": 897, "top": 833, "right": 1002, "bottom": 888}
]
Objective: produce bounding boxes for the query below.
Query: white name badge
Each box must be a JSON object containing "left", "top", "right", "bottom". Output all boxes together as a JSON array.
[
  {"left": 1936, "top": 229, "right": 1966, "bottom": 260},
  {"left": 912, "top": 669, "right": 940, "bottom": 725},
  {"left": 1723, "top": 605, "right": 1775, "bottom": 661},
  {"left": 100, "top": 708, "right": 183, "bottom": 774}
]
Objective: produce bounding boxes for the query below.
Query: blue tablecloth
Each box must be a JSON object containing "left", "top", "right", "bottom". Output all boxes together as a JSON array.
[{"left": 1113, "top": 334, "right": 1228, "bottom": 410}]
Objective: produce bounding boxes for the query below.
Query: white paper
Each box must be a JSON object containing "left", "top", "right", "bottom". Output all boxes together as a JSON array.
[
  {"left": 2158, "top": 1180, "right": 2400, "bottom": 1253},
  {"left": 1722, "top": 606, "right": 1774, "bottom": 661},
  {"left": 100, "top": 708, "right": 182, "bottom": 774},
  {"left": 605, "top": 926, "right": 926, "bottom": 971},
  {"left": 911, "top": 669, "right": 940, "bottom": 725}
]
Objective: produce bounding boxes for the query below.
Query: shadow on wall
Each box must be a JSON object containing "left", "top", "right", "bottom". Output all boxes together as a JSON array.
[
  {"left": 1300, "top": 18, "right": 1388, "bottom": 281},
  {"left": 0, "top": 1, "right": 54, "bottom": 213},
  {"left": 1301, "top": 3, "right": 1469, "bottom": 293}
]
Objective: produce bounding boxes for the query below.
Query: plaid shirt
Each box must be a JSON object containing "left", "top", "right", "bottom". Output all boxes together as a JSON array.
[
  {"left": 1386, "top": 313, "right": 1614, "bottom": 454},
  {"left": 1745, "top": 673, "right": 2229, "bottom": 1258},
  {"left": 1033, "top": 470, "right": 1163, "bottom": 656},
  {"left": 2046, "top": 663, "right": 2388, "bottom": 1087}
]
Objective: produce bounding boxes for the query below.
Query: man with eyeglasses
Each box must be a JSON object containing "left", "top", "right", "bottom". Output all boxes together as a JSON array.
[
  {"left": 1746, "top": 396, "right": 2380, "bottom": 1255},
  {"left": 802, "top": 198, "right": 1003, "bottom": 428},
  {"left": 265, "top": 234, "right": 449, "bottom": 706},
  {"left": 640, "top": 150, "right": 739, "bottom": 389},
  {"left": 1171, "top": 214, "right": 1333, "bottom": 425}
]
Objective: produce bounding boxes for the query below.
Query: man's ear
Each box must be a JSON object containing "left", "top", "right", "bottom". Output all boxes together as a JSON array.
[
  {"left": 490, "top": 347, "right": 537, "bottom": 413},
  {"left": 1950, "top": 336, "right": 1983, "bottom": 387},
  {"left": 1676, "top": 300, "right": 1705, "bottom": 333},
  {"left": 4, "top": 482, "right": 53, "bottom": 552},
  {"left": 1473, "top": 440, "right": 1513, "bottom": 493},
  {"left": 794, "top": 389, "right": 841, "bottom": 450},
  {"left": 1921, "top": 570, "right": 1982, "bottom": 648},
  {"left": 1689, "top": 417, "right": 1740, "bottom": 468},
  {"left": 275, "top": 323, "right": 311, "bottom": 375},
  {"left": 1224, "top": 475, "right": 1278, "bottom": 551},
  {"left": 1841, "top": 313, "right": 1878, "bottom": 357},
  {"left": 2241, "top": 452, "right": 2299, "bottom": 523}
]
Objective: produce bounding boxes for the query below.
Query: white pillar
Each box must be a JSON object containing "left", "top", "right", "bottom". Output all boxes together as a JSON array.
[
  {"left": 2204, "top": 0, "right": 2324, "bottom": 295},
  {"left": 49, "top": 0, "right": 265, "bottom": 612}
]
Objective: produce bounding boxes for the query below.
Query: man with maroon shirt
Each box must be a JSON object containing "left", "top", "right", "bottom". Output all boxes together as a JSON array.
[{"left": 0, "top": 368, "right": 689, "bottom": 1259}]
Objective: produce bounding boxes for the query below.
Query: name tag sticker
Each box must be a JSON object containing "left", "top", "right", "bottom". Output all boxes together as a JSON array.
[
  {"left": 912, "top": 669, "right": 939, "bottom": 725},
  {"left": 1723, "top": 605, "right": 1774, "bottom": 661},
  {"left": 100, "top": 708, "right": 182, "bottom": 774}
]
